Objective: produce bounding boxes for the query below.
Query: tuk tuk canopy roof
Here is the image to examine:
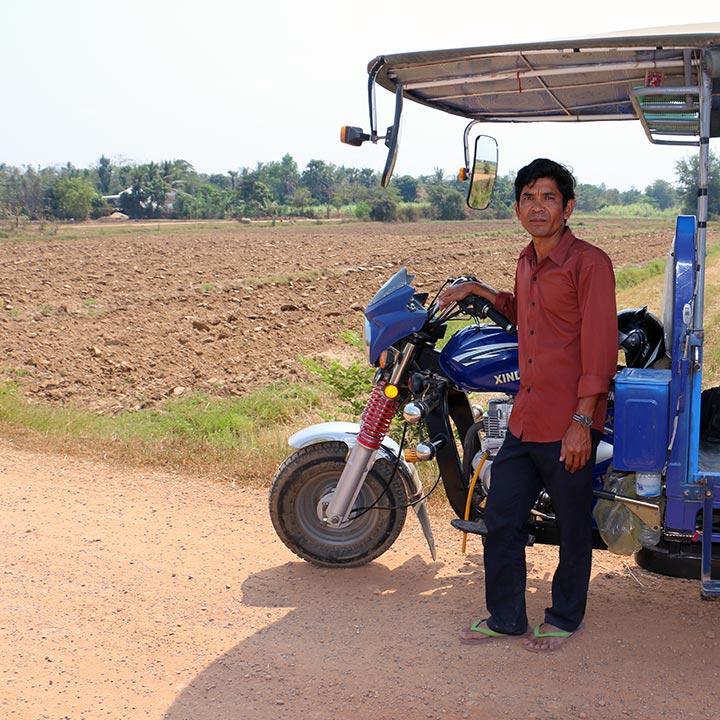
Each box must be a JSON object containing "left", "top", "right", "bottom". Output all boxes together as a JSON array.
[{"left": 371, "top": 24, "right": 720, "bottom": 144}]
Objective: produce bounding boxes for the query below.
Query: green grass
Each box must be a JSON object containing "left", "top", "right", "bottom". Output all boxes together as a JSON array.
[
  {"left": 0, "top": 382, "right": 327, "bottom": 486},
  {"left": 615, "top": 258, "right": 668, "bottom": 290},
  {"left": 613, "top": 234, "right": 720, "bottom": 292},
  {"left": 299, "top": 355, "right": 374, "bottom": 417}
]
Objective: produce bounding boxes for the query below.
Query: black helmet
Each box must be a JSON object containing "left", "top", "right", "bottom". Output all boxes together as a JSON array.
[{"left": 618, "top": 306, "right": 665, "bottom": 368}]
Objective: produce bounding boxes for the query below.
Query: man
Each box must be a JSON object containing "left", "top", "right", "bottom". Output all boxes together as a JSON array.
[{"left": 438, "top": 158, "right": 617, "bottom": 653}]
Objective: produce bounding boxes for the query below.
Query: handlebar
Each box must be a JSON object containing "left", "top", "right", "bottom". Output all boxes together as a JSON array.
[{"left": 460, "top": 295, "right": 516, "bottom": 335}]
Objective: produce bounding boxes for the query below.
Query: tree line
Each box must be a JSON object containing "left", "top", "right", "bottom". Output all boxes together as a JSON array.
[{"left": 0, "top": 151, "right": 717, "bottom": 223}]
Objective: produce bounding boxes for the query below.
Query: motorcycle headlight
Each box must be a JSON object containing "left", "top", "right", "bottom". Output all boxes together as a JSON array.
[{"left": 377, "top": 347, "right": 398, "bottom": 370}]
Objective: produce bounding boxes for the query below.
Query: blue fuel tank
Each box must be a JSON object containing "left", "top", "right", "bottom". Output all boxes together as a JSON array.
[{"left": 438, "top": 324, "right": 520, "bottom": 393}]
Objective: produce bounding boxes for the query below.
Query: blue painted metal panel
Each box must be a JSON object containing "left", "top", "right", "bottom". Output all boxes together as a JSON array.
[
  {"left": 665, "top": 216, "right": 698, "bottom": 530},
  {"left": 613, "top": 368, "right": 670, "bottom": 472}
]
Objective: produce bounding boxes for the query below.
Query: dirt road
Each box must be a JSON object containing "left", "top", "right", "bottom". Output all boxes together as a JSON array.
[{"left": 2, "top": 439, "right": 719, "bottom": 720}]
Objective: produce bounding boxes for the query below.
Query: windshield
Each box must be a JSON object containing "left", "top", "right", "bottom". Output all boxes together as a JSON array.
[{"left": 367, "top": 267, "right": 414, "bottom": 306}]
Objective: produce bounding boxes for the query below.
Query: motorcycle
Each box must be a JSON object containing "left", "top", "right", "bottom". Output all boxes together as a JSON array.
[{"left": 268, "top": 268, "right": 660, "bottom": 567}]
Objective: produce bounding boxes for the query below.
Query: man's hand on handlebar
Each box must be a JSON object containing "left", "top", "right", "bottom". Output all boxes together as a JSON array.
[
  {"left": 437, "top": 277, "right": 516, "bottom": 334},
  {"left": 437, "top": 278, "right": 497, "bottom": 310}
]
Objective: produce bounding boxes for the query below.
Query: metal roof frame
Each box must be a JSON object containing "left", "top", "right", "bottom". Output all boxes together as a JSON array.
[{"left": 369, "top": 24, "right": 720, "bottom": 146}]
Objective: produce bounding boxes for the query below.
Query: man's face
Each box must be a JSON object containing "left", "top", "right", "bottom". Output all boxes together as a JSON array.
[{"left": 514, "top": 176, "right": 574, "bottom": 240}]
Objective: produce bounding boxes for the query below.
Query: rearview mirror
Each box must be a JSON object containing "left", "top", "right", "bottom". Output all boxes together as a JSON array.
[
  {"left": 466, "top": 135, "right": 498, "bottom": 210},
  {"left": 339, "top": 79, "right": 404, "bottom": 188},
  {"left": 380, "top": 84, "right": 403, "bottom": 188}
]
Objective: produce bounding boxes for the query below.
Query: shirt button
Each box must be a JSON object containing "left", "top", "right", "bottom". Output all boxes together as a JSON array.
[
  {"left": 532, "top": 276, "right": 537, "bottom": 281},
  {"left": 529, "top": 330, "right": 534, "bottom": 335},
  {"left": 528, "top": 359, "right": 533, "bottom": 364},
  {"left": 527, "top": 387, "right": 532, "bottom": 393}
]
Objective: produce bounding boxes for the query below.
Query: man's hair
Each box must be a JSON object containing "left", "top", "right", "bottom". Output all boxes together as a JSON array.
[{"left": 514, "top": 158, "right": 576, "bottom": 207}]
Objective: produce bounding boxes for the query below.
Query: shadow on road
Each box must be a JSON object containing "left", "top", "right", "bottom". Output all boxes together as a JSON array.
[
  {"left": 162, "top": 543, "right": 720, "bottom": 720},
  {"left": 162, "top": 550, "right": 559, "bottom": 720}
]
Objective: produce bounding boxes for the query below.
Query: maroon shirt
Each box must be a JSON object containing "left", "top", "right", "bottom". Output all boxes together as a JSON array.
[{"left": 494, "top": 227, "right": 617, "bottom": 442}]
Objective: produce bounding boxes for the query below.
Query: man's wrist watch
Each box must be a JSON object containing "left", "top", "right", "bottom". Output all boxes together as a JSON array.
[{"left": 572, "top": 413, "right": 594, "bottom": 428}]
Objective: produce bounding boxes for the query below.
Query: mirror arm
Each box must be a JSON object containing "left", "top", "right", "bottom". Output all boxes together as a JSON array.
[
  {"left": 462, "top": 120, "right": 481, "bottom": 174},
  {"left": 367, "top": 58, "right": 386, "bottom": 142}
]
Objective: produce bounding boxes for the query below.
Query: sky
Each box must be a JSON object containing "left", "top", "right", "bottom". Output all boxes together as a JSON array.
[{"left": 1, "top": 1, "right": 718, "bottom": 191}]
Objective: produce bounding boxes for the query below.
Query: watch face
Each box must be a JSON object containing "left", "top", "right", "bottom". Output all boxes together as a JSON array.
[{"left": 574, "top": 414, "right": 593, "bottom": 427}]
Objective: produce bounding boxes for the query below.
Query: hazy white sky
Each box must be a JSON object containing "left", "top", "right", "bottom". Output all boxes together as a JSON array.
[{"left": 1, "top": 1, "right": 718, "bottom": 190}]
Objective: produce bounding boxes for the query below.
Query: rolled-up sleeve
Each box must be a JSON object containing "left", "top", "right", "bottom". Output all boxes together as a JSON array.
[
  {"left": 577, "top": 251, "right": 617, "bottom": 398},
  {"left": 494, "top": 290, "right": 517, "bottom": 325}
]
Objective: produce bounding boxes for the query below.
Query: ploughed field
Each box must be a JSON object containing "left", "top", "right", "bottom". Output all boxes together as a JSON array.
[{"left": 0, "top": 217, "right": 699, "bottom": 413}]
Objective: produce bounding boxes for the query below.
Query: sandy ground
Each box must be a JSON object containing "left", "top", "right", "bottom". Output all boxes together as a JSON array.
[{"left": 2, "top": 439, "right": 719, "bottom": 720}]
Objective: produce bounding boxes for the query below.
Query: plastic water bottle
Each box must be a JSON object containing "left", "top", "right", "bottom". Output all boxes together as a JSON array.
[{"left": 635, "top": 471, "right": 662, "bottom": 497}]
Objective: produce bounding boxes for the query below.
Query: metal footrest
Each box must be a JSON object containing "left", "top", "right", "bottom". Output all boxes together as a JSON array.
[
  {"left": 450, "top": 518, "right": 535, "bottom": 546},
  {"left": 451, "top": 518, "right": 488, "bottom": 536}
]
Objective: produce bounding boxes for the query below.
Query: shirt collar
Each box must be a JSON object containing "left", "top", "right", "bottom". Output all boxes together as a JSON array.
[{"left": 519, "top": 226, "right": 576, "bottom": 266}]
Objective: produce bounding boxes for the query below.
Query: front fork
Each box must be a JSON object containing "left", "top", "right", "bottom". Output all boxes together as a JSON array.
[{"left": 323, "top": 345, "right": 414, "bottom": 526}]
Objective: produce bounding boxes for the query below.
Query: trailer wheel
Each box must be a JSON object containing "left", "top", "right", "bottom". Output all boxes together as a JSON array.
[{"left": 635, "top": 540, "right": 720, "bottom": 580}]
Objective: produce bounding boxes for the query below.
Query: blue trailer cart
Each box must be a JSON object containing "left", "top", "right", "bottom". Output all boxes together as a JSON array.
[{"left": 342, "top": 25, "right": 720, "bottom": 597}]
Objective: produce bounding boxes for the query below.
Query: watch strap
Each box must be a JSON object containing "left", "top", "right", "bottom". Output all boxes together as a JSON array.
[{"left": 572, "top": 413, "right": 594, "bottom": 428}]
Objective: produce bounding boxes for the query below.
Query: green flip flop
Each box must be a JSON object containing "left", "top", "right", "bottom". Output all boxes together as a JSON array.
[
  {"left": 459, "top": 619, "right": 529, "bottom": 645},
  {"left": 524, "top": 623, "right": 585, "bottom": 653}
]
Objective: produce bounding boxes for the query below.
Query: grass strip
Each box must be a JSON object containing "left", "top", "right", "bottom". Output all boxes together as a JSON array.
[{"left": 0, "top": 382, "right": 326, "bottom": 486}]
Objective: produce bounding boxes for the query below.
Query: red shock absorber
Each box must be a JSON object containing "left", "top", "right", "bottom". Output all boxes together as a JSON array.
[{"left": 357, "top": 383, "right": 399, "bottom": 450}]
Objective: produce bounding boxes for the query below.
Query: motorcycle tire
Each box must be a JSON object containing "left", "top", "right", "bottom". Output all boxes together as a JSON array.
[{"left": 269, "top": 441, "right": 408, "bottom": 568}]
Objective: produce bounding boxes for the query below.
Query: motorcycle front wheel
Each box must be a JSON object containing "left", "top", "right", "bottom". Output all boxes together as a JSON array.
[{"left": 268, "top": 441, "right": 409, "bottom": 568}]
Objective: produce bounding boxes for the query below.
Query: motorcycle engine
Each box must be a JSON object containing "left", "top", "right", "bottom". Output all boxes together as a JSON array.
[
  {"left": 472, "top": 396, "right": 514, "bottom": 494},
  {"left": 482, "top": 396, "right": 514, "bottom": 450}
]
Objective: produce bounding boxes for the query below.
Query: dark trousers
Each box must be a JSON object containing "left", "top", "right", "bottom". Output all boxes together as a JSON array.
[{"left": 483, "top": 430, "right": 598, "bottom": 635}]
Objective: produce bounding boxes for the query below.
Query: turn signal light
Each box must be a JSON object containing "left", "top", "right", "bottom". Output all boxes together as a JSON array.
[
  {"left": 378, "top": 348, "right": 398, "bottom": 370},
  {"left": 383, "top": 384, "right": 399, "bottom": 399},
  {"left": 404, "top": 448, "right": 420, "bottom": 463},
  {"left": 340, "top": 126, "right": 370, "bottom": 146}
]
